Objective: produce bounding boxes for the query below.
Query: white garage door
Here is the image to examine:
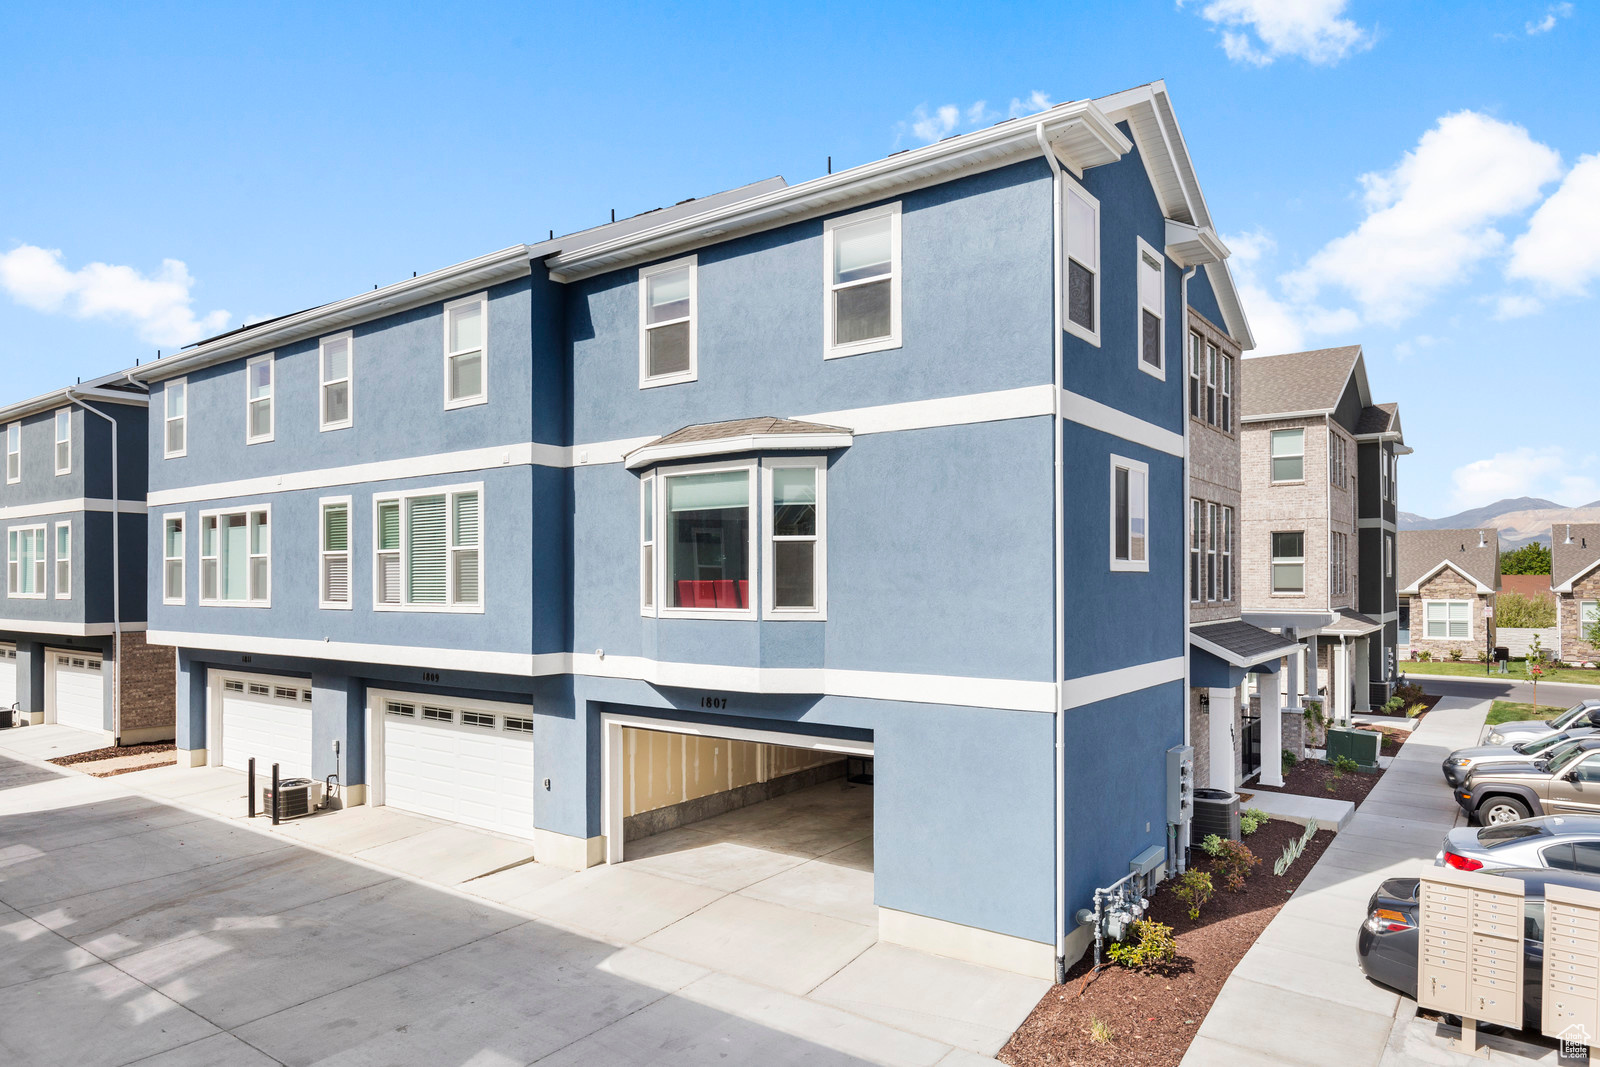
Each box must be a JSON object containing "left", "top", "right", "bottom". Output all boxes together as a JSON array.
[
  {"left": 220, "top": 675, "right": 313, "bottom": 778},
  {"left": 53, "top": 652, "right": 105, "bottom": 733},
  {"left": 0, "top": 644, "right": 16, "bottom": 711},
  {"left": 378, "top": 694, "right": 535, "bottom": 838}
]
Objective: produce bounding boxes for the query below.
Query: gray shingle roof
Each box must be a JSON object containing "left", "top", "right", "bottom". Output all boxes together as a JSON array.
[
  {"left": 1240, "top": 346, "right": 1362, "bottom": 418},
  {"left": 1323, "top": 608, "right": 1383, "bottom": 635},
  {"left": 1190, "top": 620, "right": 1299, "bottom": 666},
  {"left": 646, "top": 417, "right": 851, "bottom": 447},
  {"left": 1355, "top": 402, "right": 1398, "bottom": 435},
  {"left": 1397, "top": 529, "right": 1500, "bottom": 592},
  {"left": 1553, "top": 524, "right": 1600, "bottom": 588}
]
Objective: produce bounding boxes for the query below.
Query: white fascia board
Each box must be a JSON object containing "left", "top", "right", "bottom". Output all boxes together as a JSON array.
[
  {"left": 1061, "top": 656, "right": 1185, "bottom": 710},
  {"left": 624, "top": 431, "right": 853, "bottom": 471},
  {"left": 0, "top": 620, "right": 146, "bottom": 637},
  {"left": 1201, "top": 260, "right": 1256, "bottom": 351},
  {"left": 135, "top": 246, "right": 533, "bottom": 383},
  {"left": 1188, "top": 632, "right": 1299, "bottom": 669},
  {"left": 0, "top": 385, "right": 148, "bottom": 427},
  {"left": 1555, "top": 557, "right": 1600, "bottom": 593},
  {"left": 546, "top": 100, "right": 1131, "bottom": 283},
  {"left": 1399, "top": 559, "right": 1493, "bottom": 597},
  {"left": 1239, "top": 409, "right": 1332, "bottom": 423},
  {"left": 1164, "top": 221, "right": 1229, "bottom": 267}
]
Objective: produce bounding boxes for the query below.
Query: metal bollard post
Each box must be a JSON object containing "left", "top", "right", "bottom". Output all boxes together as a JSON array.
[
  {"left": 248, "top": 758, "right": 256, "bottom": 818},
  {"left": 271, "top": 763, "right": 281, "bottom": 826}
]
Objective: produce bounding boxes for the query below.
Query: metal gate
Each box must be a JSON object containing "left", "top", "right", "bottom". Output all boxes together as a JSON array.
[{"left": 1240, "top": 709, "right": 1262, "bottom": 778}]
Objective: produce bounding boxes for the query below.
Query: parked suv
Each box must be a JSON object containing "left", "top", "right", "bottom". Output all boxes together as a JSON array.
[
  {"left": 1455, "top": 737, "right": 1600, "bottom": 825},
  {"left": 1439, "top": 815, "right": 1600, "bottom": 872},
  {"left": 1443, "top": 730, "right": 1588, "bottom": 788},
  {"left": 1485, "top": 699, "right": 1600, "bottom": 747}
]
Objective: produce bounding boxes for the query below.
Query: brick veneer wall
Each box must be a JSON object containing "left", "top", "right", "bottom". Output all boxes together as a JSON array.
[
  {"left": 1239, "top": 418, "right": 1358, "bottom": 616},
  {"left": 1560, "top": 570, "right": 1600, "bottom": 662},
  {"left": 1188, "top": 687, "right": 1210, "bottom": 785},
  {"left": 118, "top": 631, "right": 175, "bottom": 739},
  {"left": 1408, "top": 567, "right": 1492, "bottom": 661},
  {"left": 1189, "top": 310, "right": 1244, "bottom": 626}
]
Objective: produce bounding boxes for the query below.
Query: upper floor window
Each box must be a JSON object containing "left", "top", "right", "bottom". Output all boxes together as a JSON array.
[
  {"left": 1063, "top": 176, "right": 1100, "bottom": 345},
  {"left": 200, "top": 507, "right": 270, "bottom": 606},
  {"left": 320, "top": 499, "right": 351, "bottom": 609},
  {"left": 320, "top": 332, "right": 353, "bottom": 431},
  {"left": 163, "top": 515, "right": 185, "bottom": 605},
  {"left": 1110, "top": 455, "right": 1149, "bottom": 572},
  {"left": 246, "top": 354, "right": 275, "bottom": 444},
  {"left": 164, "top": 379, "right": 187, "bottom": 458},
  {"left": 639, "top": 472, "right": 655, "bottom": 614},
  {"left": 1330, "top": 531, "right": 1349, "bottom": 597},
  {"left": 1385, "top": 532, "right": 1394, "bottom": 578},
  {"left": 54, "top": 409, "right": 71, "bottom": 475},
  {"left": 443, "top": 294, "right": 487, "bottom": 409},
  {"left": 7, "top": 524, "right": 45, "bottom": 598},
  {"left": 1219, "top": 351, "right": 1233, "bottom": 431},
  {"left": 1272, "top": 532, "right": 1305, "bottom": 594},
  {"left": 1270, "top": 429, "right": 1304, "bottom": 483},
  {"left": 374, "top": 485, "right": 482, "bottom": 611},
  {"left": 54, "top": 522, "right": 71, "bottom": 599},
  {"left": 765, "top": 459, "right": 826, "bottom": 616},
  {"left": 1329, "top": 431, "right": 1346, "bottom": 488},
  {"left": 659, "top": 467, "right": 754, "bottom": 615},
  {"left": 824, "top": 203, "right": 901, "bottom": 358},
  {"left": 1389, "top": 453, "right": 1398, "bottom": 502},
  {"left": 639, "top": 257, "right": 697, "bottom": 387},
  {"left": 1136, "top": 239, "right": 1164, "bottom": 378},
  {"left": 5, "top": 422, "right": 18, "bottom": 484},
  {"left": 1221, "top": 506, "right": 1234, "bottom": 600}
]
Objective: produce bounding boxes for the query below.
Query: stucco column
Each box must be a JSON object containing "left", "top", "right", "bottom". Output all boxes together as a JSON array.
[
  {"left": 1335, "top": 637, "right": 1351, "bottom": 725},
  {"left": 174, "top": 651, "right": 208, "bottom": 767},
  {"left": 1258, "top": 670, "right": 1284, "bottom": 787},
  {"left": 1207, "top": 687, "right": 1236, "bottom": 791}
]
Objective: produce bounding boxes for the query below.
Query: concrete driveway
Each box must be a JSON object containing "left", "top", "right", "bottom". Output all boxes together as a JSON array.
[{"left": 0, "top": 733, "right": 1043, "bottom": 1066}]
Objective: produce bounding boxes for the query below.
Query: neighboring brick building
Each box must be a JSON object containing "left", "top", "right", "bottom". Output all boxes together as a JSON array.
[
  {"left": 1397, "top": 529, "right": 1500, "bottom": 663},
  {"left": 1553, "top": 524, "right": 1600, "bottom": 664}
]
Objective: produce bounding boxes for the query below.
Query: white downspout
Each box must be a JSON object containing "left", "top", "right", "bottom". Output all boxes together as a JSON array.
[
  {"left": 1034, "top": 122, "right": 1068, "bottom": 981},
  {"left": 1179, "top": 265, "right": 1195, "bottom": 858},
  {"left": 66, "top": 393, "right": 122, "bottom": 742}
]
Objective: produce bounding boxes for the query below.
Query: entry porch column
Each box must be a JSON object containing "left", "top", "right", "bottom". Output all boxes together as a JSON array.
[
  {"left": 1207, "top": 687, "right": 1236, "bottom": 791},
  {"left": 1257, "top": 669, "right": 1284, "bottom": 787}
]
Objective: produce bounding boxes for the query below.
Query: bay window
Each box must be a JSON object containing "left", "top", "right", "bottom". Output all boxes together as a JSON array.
[
  {"left": 199, "top": 507, "right": 270, "bottom": 606},
  {"left": 824, "top": 203, "right": 900, "bottom": 357},
  {"left": 1425, "top": 600, "right": 1471, "bottom": 640},
  {"left": 7, "top": 525, "right": 45, "bottom": 597},
  {"left": 373, "top": 485, "right": 482, "bottom": 611},
  {"left": 639, "top": 258, "right": 696, "bottom": 386},
  {"left": 163, "top": 515, "right": 185, "bottom": 604},
  {"left": 1271, "top": 531, "right": 1304, "bottom": 594},
  {"left": 640, "top": 473, "right": 655, "bottom": 613},
  {"left": 664, "top": 469, "right": 752, "bottom": 612},
  {"left": 766, "top": 460, "right": 825, "bottom": 614},
  {"left": 1270, "top": 429, "right": 1304, "bottom": 482},
  {"left": 1110, "top": 455, "right": 1149, "bottom": 571}
]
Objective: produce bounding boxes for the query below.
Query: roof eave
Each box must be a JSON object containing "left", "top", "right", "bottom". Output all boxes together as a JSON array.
[
  {"left": 1189, "top": 631, "right": 1299, "bottom": 669},
  {"left": 624, "top": 431, "right": 854, "bottom": 471},
  {"left": 0, "top": 383, "right": 149, "bottom": 425}
]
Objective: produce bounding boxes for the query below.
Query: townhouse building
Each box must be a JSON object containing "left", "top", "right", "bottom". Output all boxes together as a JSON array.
[
  {"left": 138, "top": 81, "right": 1252, "bottom": 979},
  {"left": 0, "top": 372, "right": 171, "bottom": 742},
  {"left": 1396, "top": 529, "right": 1500, "bottom": 662},
  {"left": 1239, "top": 346, "right": 1406, "bottom": 723},
  {"left": 1552, "top": 524, "right": 1600, "bottom": 664}
]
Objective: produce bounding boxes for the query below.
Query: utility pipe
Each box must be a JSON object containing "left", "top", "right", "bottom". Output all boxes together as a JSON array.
[
  {"left": 66, "top": 393, "right": 123, "bottom": 741},
  {"left": 1177, "top": 265, "right": 1196, "bottom": 875}
]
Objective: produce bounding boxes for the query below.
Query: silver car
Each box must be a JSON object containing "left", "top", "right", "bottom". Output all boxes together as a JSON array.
[
  {"left": 1439, "top": 814, "right": 1600, "bottom": 872},
  {"left": 1484, "top": 699, "right": 1600, "bottom": 746},
  {"left": 1443, "top": 730, "right": 1591, "bottom": 787}
]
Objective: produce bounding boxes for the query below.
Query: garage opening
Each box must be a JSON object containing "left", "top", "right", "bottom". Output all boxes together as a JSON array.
[
  {"left": 49, "top": 650, "right": 105, "bottom": 734},
  {"left": 215, "top": 672, "right": 314, "bottom": 778},
  {"left": 601, "top": 714, "right": 873, "bottom": 874}
]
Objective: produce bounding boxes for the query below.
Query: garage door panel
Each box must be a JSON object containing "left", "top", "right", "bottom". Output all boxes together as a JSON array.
[
  {"left": 0, "top": 644, "right": 16, "bottom": 711},
  {"left": 220, "top": 678, "right": 312, "bottom": 778},
  {"left": 380, "top": 699, "right": 534, "bottom": 838},
  {"left": 54, "top": 653, "right": 105, "bottom": 733}
]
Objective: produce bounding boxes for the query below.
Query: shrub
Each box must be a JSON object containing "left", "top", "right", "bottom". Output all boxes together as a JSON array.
[
  {"left": 1406, "top": 702, "right": 1428, "bottom": 719},
  {"left": 1282, "top": 749, "right": 1298, "bottom": 774},
  {"left": 1417, "top": 650, "right": 1433, "bottom": 662},
  {"left": 1497, "top": 591, "right": 1557, "bottom": 627},
  {"left": 1087, "top": 1017, "right": 1116, "bottom": 1045},
  {"left": 1448, "top": 648, "right": 1463, "bottom": 661},
  {"left": 1105, "top": 918, "right": 1177, "bottom": 971},
  {"left": 1171, "top": 869, "right": 1214, "bottom": 920},
  {"left": 1240, "top": 808, "right": 1269, "bottom": 836},
  {"left": 1210, "top": 840, "right": 1261, "bottom": 892},
  {"left": 1477, "top": 650, "right": 1489, "bottom": 663},
  {"left": 1383, "top": 695, "right": 1405, "bottom": 713},
  {"left": 1199, "top": 833, "right": 1226, "bottom": 857},
  {"left": 1332, "top": 754, "right": 1359, "bottom": 775},
  {"left": 1274, "top": 819, "right": 1319, "bottom": 875},
  {"left": 1393, "top": 681, "right": 1426, "bottom": 705}
]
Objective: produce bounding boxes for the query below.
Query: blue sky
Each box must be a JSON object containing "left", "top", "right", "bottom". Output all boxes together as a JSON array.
[{"left": 2, "top": 0, "right": 1596, "bottom": 518}]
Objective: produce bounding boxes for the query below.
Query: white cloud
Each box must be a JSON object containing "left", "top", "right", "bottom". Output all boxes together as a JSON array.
[
  {"left": 1527, "top": 2, "right": 1574, "bottom": 34},
  {"left": 1282, "top": 110, "right": 1562, "bottom": 326},
  {"left": 1183, "top": 0, "right": 1374, "bottom": 65},
  {"left": 1449, "top": 446, "right": 1600, "bottom": 511},
  {"left": 907, "top": 104, "right": 960, "bottom": 143},
  {"left": 1221, "top": 229, "right": 1308, "bottom": 354},
  {"left": 1506, "top": 153, "right": 1600, "bottom": 300},
  {"left": 900, "top": 91, "right": 1051, "bottom": 145},
  {"left": 1008, "top": 91, "right": 1053, "bottom": 118},
  {"left": 0, "top": 245, "right": 230, "bottom": 347}
]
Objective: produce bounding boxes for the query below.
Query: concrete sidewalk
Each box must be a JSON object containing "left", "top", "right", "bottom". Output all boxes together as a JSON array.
[{"left": 1181, "top": 695, "right": 1489, "bottom": 1067}]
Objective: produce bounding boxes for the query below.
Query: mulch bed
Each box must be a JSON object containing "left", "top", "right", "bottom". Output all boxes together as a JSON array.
[
  {"left": 1250, "top": 756, "right": 1384, "bottom": 804},
  {"left": 88, "top": 759, "right": 177, "bottom": 778},
  {"left": 48, "top": 742, "right": 175, "bottom": 766},
  {"left": 1363, "top": 691, "right": 1443, "bottom": 718},
  {"left": 1001, "top": 818, "right": 1336, "bottom": 1066}
]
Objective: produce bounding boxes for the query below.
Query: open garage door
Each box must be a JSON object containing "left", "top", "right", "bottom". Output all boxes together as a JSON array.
[
  {"left": 369, "top": 689, "right": 536, "bottom": 839},
  {"left": 217, "top": 673, "right": 313, "bottom": 778},
  {"left": 49, "top": 651, "right": 104, "bottom": 733},
  {"left": 600, "top": 711, "right": 872, "bottom": 863}
]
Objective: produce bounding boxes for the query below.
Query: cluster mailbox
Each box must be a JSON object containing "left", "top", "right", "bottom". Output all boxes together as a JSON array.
[
  {"left": 1545, "top": 882, "right": 1600, "bottom": 1044},
  {"left": 1416, "top": 869, "right": 1523, "bottom": 1031}
]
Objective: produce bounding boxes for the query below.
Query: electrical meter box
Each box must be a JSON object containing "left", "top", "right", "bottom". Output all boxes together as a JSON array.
[{"left": 1166, "top": 745, "right": 1194, "bottom": 826}]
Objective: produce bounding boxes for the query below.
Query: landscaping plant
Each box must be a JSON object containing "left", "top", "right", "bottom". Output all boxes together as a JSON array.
[
  {"left": 1239, "top": 807, "right": 1269, "bottom": 836},
  {"left": 1274, "top": 819, "right": 1319, "bottom": 876},
  {"left": 1171, "top": 869, "right": 1214, "bottom": 920},
  {"left": 1199, "top": 833, "right": 1225, "bottom": 858},
  {"left": 1210, "top": 839, "right": 1261, "bottom": 892},
  {"left": 1497, "top": 590, "right": 1557, "bottom": 628},
  {"left": 1281, "top": 749, "right": 1298, "bottom": 775},
  {"left": 1448, "top": 648, "right": 1463, "bottom": 661},
  {"left": 1105, "top": 918, "right": 1177, "bottom": 971},
  {"left": 1087, "top": 1017, "right": 1116, "bottom": 1046},
  {"left": 1332, "top": 754, "right": 1359, "bottom": 775}
]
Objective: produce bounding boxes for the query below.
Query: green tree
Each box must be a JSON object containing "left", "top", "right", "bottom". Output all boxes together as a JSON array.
[
  {"left": 1496, "top": 591, "right": 1556, "bottom": 627},
  {"left": 1501, "top": 543, "right": 1553, "bottom": 575}
]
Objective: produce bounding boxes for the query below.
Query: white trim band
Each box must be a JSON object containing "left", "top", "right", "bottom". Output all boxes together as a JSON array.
[
  {"left": 148, "top": 629, "right": 558, "bottom": 676},
  {"left": 1061, "top": 389, "right": 1184, "bottom": 457},
  {"left": 0, "top": 498, "right": 146, "bottom": 520},
  {"left": 0, "top": 620, "right": 145, "bottom": 637},
  {"left": 1356, "top": 518, "right": 1396, "bottom": 531},
  {"left": 1061, "top": 656, "right": 1185, "bottom": 710}
]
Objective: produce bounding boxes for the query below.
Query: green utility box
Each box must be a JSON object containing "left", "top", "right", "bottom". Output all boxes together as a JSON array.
[{"left": 1325, "top": 727, "right": 1381, "bottom": 772}]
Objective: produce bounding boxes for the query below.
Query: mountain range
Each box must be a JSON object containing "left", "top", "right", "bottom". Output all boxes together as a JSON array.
[{"left": 1398, "top": 496, "right": 1600, "bottom": 547}]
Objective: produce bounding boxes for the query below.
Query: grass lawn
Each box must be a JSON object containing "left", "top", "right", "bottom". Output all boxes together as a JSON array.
[
  {"left": 1486, "top": 700, "right": 1548, "bottom": 726},
  {"left": 1403, "top": 659, "right": 1600, "bottom": 686}
]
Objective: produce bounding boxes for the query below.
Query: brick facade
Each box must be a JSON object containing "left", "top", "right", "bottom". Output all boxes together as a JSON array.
[
  {"left": 1559, "top": 570, "right": 1600, "bottom": 663},
  {"left": 1407, "top": 567, "right": 1493, "bottom": 662},
  {"left": 1239, "top": 417, "right": 1358, "bottom": 615},
  {"left": 118, "top": 631, "right": 175, "bottom": 740},
  {"left": 1189, "top": 310, "right": 1243, "bottom": 625}
]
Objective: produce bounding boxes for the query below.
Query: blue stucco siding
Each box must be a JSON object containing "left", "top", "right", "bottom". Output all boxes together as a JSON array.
[
  {"left": 1190, "top": 646, "right": 1248, "bottom": 689},
  {"left": 1061, "top": 422, "right": 1184, "bottom": 679},
  {"left": 1, "top": 405, "right": 88, "bottom": 503},
  {"left": 148, "top": 276, "right": 546, "bottom": 493},
  {"left": 568, "top": 160, "right": 1055, "bottom": 446},
  {"left": 1064, "top": 127, "right": 1184, "bottom": 437},
  {"left": 1186, "top": 266, "right": 1227, "bottom": 337},
  {"left": 1059, "top": 680, "right": 1184, "bottom": 915},
  {"left": 82, "top": 402, "right": 150, "bottom": 501},
  {"left": 0, "top": 509, "right": 141, "bottom": 627}
]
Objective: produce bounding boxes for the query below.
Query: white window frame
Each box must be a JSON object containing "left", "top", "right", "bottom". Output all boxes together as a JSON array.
[
  {"left": 163, "top": 513, "right": 186, "bottom": 606},
  {"left": 1425, "top": 599, "right": 1473, "bottom": 641},
  {"left": 319, "top": 495, "right": 353, "bottom": 610},
  {"left": 649, "top": 460, "right": 759, "bottom": 620},
  {"left": 1386, "top": 533, "right": 1394, "bottom": 578},
  {"left": 1062, "top": 174, "right": 1101, "bottom": 347},
  {"left": 54, "top": 409, "right": 71, "bottom": 476},
  {"left": 442, "top": 293, "right": 489, "bottom": 409},
  {"left": 762, "top": 456, "right": 827, "bottom": 619},
  {"left": 1581, "top": 600, "right": 1600, "bottom": 640},
  {"left": 319, "top": 331, "right": 354, "bottom": 432},
  {"left": 1206, "top": 501, "right": 1218, "bottom": 601},
  {"left": 638, "top": 256, "right": 698, "bottom": 388},
  {"left": 245, "top": 353, "right": 275, "bottom": 444},
  {"left": 164, "top": 378, "right": 188, "bottom": 459},
  {"left": 640, "top": 472, "right": 655, "bottom": 616},
  {"left": 7, "top": 523, "right": 46, "bottom": 598},
  {"left": 1221, "top": 505, "right": 1234, "bottom": 601},
  {"left": 5, "top": 422, "right": 18, "bottom": 484},
  {"left": 198, "top": 504, "right": 272, "bottom": 608},
  {"left": 1270, "top": 428, "right": 1305, "bottom": 484},
  {"left": 1189, "top": 498, "right": 1203, "bottom": 603},
  {"left": 822, "top": 201, "right": 902, "bottom": 360},
  {"left": 53, "top": 521, "right": 70, "bottom": 599},
  {"left": 370, "top": 482, "right": 484, "bottom": 613},
  {"left": 1220, "top": 351, "right": 1233, "bottom": 432},
  {"left": 1188, "top": 333, "right": 1204, "bottom": 421},
  {"left": 1271, "top": 531, "right": 1305, "bottom": 595},
  {"left": 1135, "top": 236, "right": 1165, "bottom": 380},
  {"left": 1109, "top": 454, "right": 1150, "bottom": 573}
]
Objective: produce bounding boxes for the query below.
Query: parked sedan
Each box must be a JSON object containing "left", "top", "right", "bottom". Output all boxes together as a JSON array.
[
  {"left": 1357, "top": 867, "right": 1599, "bottom": 1022},
  {"left": 1485, "top": 699, "right": 1600, "bottom": 747},
  {"left": 1439, "top": 814, "right": 1600, "bottom": 872},
  {"left": 1455, "top": 737, "right": 1600, "bottom": 825},
  {"left": 1442, "top": 730, "right": 1588, "bottom": 787}
]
